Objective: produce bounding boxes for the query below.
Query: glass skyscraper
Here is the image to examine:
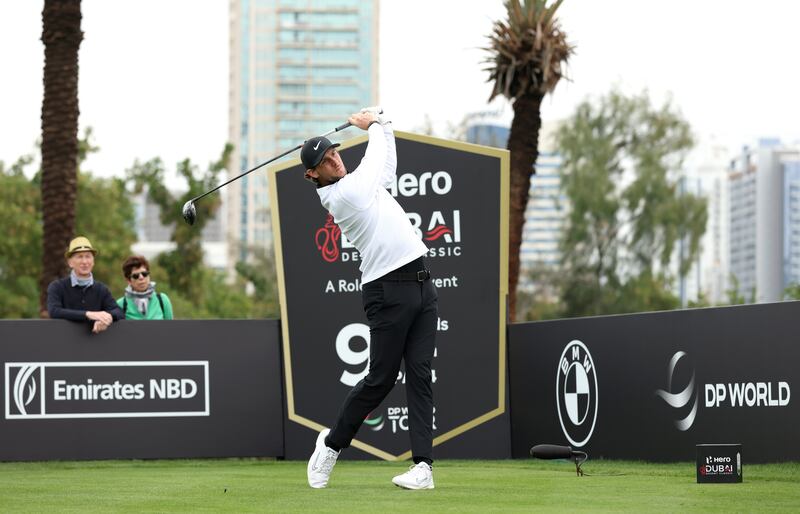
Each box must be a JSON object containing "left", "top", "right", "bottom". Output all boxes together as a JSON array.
[
  {"left": 228, "top": 0, "right": 379, "bottom": 261},
  {"left": 729, "top": 139, "right": 800, "bottom": 302},
  {"left": 465, "top": 117, "right": 565, "bottom": 273}
]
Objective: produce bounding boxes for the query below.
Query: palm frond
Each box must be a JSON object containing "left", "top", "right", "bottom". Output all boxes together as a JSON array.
[{"left": 485, "top": 0, "right": 574, "bottom": 102}]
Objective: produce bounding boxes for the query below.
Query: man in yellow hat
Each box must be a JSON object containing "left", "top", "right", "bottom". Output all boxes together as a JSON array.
[{"left": 47, "top": 236, "right": 123, "bottom": 333}]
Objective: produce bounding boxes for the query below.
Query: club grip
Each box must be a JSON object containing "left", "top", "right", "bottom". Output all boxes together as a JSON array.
[{"left": 334, "top": 121, "right": 351, "bottom": 132}]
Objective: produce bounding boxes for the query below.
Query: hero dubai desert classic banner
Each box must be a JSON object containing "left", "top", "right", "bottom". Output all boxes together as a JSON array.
[{"left": 270, "top": 131, "right": 509, "bottom": 460}]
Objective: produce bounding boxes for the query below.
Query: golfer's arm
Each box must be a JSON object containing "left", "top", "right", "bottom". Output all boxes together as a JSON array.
[
  {"left": 379, "top": 124, "right": 397, "bottom": 187},
  {"left": 342, "top": 123, "right": 388, "bottom": 208}
]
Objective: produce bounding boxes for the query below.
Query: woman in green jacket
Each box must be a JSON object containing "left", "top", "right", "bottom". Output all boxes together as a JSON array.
[{"left": 117, "top": 255, "right": 173, "bottom": 320}]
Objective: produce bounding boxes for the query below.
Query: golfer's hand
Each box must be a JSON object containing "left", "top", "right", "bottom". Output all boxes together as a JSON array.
[
  {"left": 92, "top": 320, "right": 110, "bottom": 334},
  {"left": 86, "top": 310, "right": 113, "bottom": 325},
  {"left": 360, "top": 106, "right": 389, "bottom": 125},
  {"left": 349, "top": 111, "right": 377, "bottom": 130}
]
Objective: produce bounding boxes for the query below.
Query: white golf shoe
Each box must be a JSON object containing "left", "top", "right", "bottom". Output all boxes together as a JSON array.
[
  {"left": 392, "top": 462, "right": 434, "bottom": 490},
  {"left": 307, "top": 429, "right": 339, "bottom": 489}
]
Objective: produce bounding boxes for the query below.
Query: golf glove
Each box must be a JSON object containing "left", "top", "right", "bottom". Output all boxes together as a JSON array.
[{"left": 361, "top": 106, "right": 390, "bottom": 125}]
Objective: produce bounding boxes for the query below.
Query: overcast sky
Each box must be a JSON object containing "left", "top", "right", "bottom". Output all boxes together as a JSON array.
[{"left": 1, "top": 0, "right": 799, "bottom": 185}]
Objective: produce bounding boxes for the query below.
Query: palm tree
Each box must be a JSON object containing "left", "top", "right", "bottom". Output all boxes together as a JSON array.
[
  {"left": 485, "top": 0, "right": 573, "bottom": 321},
  {"left": 39, "top": 0, "right": 83, "bottom": 315}
]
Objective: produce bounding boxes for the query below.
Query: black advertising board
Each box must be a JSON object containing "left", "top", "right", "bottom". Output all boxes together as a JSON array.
[
  {"left": 270, "top": 130, "right": 510, "bottom": 460},
  {"left": 696, "top": 444, "right": 743, "bottom": 483},
  {"left": 509, "top": 302, "right": 800, "bottom": 462},
  {"left": 0, "top": 320, "right": 283, "bottom": 461}
]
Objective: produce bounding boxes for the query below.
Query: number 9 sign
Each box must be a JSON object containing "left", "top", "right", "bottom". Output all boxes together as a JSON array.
[{"left": 336, "top": 323, "right": 370, "bottom": 386}]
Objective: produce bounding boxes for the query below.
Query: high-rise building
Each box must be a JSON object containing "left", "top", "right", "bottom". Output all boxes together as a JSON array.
[
  {"left": 227, "top": 0, "right": 379, "bottom": 262},
  {"left": 677, "top": 143, "right": 730, "bottom": 306},
  {"left": 728, "top": 139, "right": 800, "bottom": 302},
  {"left": 465, "top": 112, "right": 565, "bottom": 276},
  {"left": 781, "top": 159, "right": 800, "bottom": 287}
]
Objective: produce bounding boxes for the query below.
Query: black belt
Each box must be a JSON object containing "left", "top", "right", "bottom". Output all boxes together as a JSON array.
[
  {"left": 378, "top": 257, "right": 431, "bottom": 282},
  {"left": 381, "top": 269, "right": 431, "bottom": 282}
]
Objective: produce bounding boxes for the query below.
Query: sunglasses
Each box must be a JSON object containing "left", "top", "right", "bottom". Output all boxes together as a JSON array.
[{"left": 130, "top": 271, "right": 150, "bottom": 280}]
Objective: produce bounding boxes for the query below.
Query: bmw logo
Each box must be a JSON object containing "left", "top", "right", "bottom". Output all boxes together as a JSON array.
[{"left": 556, "top": 340, "right": 598, "bottom": 447}]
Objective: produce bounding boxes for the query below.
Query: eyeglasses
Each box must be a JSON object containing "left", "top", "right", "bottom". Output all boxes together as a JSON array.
[{"left": 130, "top": 271, "right": 150, "bottom": 280}]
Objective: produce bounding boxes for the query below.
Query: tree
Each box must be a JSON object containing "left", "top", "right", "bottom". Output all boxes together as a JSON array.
[
  {"left": 74, "top": 171, "right": 137, "bottom": 294},
  {"left": 726, "top": 273, "right": 753, "bottom": 305},
  {"left": 555, "top": 89, "right": 707, "bottom": 318},
  {"left": 0, "top": 137, "right": 136, "bottom": 318},
  {"left": 126, "top": 145, "right": 232, "bottom": 303},
  {"left": 485, "top": 0, "right": 574, "bottom": 321},
  {"left": 235, "top": 246, "right": 280, "bottom": 319},
  {"left": 39, "top": 0, "right": 84, "bottom": 316},
  {"left": 0, "top": 157, "right": 42, "bottom": 318},
  {"left": 515, "top": 262, "right": 562, "bottom": 321},
  {"left": 783, "top": 283, "right": 800, "bottom": 301},
  {"left": 126, "top": 145, "right": 287, "bottom": 319}
]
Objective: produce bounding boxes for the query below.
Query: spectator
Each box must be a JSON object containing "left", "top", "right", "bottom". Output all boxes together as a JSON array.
[
  {"left": 47, "top": 236, "right": 122, "bottom": 333},
  {"left": 117, "top": 255, "right": 173, "bottom": 320}
]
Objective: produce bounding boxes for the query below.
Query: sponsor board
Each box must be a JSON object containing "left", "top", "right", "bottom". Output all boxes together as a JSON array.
[
  {"left": 697, "top": 444, "right": 743, "bottom": 483},
  {"left": 555, "top": 341, "right": 598, "bottom": 447},
  {"left": 270, "top": 131, "right": 509, "bottom": 459},
  {"left": 509, "top": 302, "right": 800, "bottom": 462},
  {"left": 0, "top": 320, "right": 283, "bottom": 461},
  {"left": 5, "top": 361, "right": 209, "bottom": 419}
]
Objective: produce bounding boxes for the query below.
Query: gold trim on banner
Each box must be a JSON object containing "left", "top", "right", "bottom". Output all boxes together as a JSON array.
[{"left": 268, "top": 130, "right": 510, "bottom": 461}]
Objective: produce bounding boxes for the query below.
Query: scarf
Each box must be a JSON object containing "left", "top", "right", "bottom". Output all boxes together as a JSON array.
[
  {"left": 70, "top": 270, "right": 94, "bottom": 288},
  {"left": 124, "top": 282, "right": 157, "bottom": 316}
]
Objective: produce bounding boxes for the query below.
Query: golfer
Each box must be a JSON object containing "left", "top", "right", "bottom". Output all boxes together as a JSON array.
[{"left": 304, "top": 109, "right": 437, "bottom": 490}]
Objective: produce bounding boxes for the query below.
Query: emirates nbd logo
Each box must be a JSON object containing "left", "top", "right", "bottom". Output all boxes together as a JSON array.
[
  {"left": 9, "top": 364, "right": 42, "bottom": 416},
  {"left": 5, "top": 361, "right": 210, "bottom": 419}
]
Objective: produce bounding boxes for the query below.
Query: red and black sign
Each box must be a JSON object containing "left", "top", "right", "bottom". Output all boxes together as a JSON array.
[{"left": 270, "top": 131, "right": 510, "bottom": 460}]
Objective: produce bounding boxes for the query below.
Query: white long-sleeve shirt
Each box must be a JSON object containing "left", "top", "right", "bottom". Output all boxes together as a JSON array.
[{"left": 316, "top": 123, "right": 428, "bottom": 284}]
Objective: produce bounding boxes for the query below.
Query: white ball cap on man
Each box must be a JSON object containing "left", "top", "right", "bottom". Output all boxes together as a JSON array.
[{"left": 301, "top": 137, "right": 340, "bottom": 170}]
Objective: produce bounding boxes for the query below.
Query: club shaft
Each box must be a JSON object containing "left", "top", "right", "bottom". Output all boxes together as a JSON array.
[
  {"left": 190, "top": 144, "right": 301, "bottom": 204},
  {"left": 190, "top": 120, "right": 352, "bottom": 204}
]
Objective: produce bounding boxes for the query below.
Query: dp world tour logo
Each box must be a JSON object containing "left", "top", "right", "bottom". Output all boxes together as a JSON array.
[
  {"left": 315, "top": 213, "right": 341, "bottom": 263},
  {"left": 364, "top": 411, "right": 384, "bottom": 431},
  {"left": 556, "top": 340, "right": 598, "bottom": 447},
  {"left": 9, "top": 364, "right": 43, "bottom": 416},
  {"left": 655, "top": 351, "right": 698, "bottom": 431}
]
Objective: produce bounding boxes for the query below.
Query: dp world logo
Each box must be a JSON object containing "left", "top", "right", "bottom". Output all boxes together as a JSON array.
[
  {"left": 655, "top": 351, "right": 698, "bottom": 431},
  {"left": 556, "top": 340, "right": 598, "bottom": 447}
]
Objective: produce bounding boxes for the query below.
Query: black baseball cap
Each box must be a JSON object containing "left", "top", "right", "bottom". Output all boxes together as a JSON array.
[{"left": 301, "top": 136, "right": 340, "bottom": 170}]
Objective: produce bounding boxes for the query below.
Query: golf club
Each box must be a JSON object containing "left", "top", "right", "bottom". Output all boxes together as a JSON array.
[{"left": 182, "top": 107, "right": 382, "bottom": 225}]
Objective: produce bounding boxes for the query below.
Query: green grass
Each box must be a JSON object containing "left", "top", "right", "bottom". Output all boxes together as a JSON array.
[{"left": 0, "top": 459, "right": 798, "bottom": 513}]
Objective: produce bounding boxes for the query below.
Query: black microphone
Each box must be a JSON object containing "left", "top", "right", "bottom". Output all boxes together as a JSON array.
[
  {"left": 530, "top": 444, "right": 588, "bottom": 476},
  {"left": 530, "top": 444, "right": 575, "bottom": 460}
]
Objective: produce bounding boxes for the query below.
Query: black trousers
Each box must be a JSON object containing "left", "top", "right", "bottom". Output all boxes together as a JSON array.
[{"left": 327, "top": 258, "right": 438, "bottom": 462}]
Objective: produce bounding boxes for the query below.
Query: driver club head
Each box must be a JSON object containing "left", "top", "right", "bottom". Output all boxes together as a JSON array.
[{"left": 182, "top": 200, "right": 197, "bottom": 226}]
